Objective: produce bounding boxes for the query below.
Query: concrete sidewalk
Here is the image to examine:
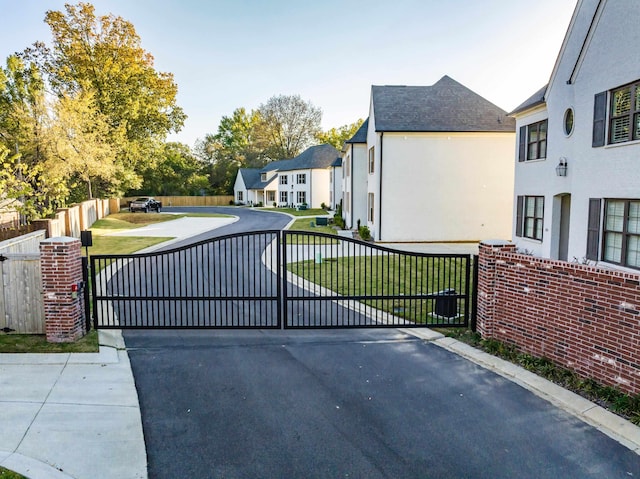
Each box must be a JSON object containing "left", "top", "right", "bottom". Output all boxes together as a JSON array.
[{"left": 0, "top": 331, "right": 145, "bottom": 479}]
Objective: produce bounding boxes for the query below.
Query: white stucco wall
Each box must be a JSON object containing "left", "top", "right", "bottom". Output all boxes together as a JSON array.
[
  {"left": 342, "top": 143, "right": 368, "bottom": 229},
  {"left": 513, "top": 0, "right": 640, "bottom": 265},
  {"left": 330, "top": 165, "right": 343, "bottom": 209},
  {"left": 310, "top": 169, "right": 331, "bottom": 209},
  {"left": 375, "top": 132, "right": 515, "bottom": 242},
  {"left": 233, "top": 172, "right": 248, "bottom": 204}
]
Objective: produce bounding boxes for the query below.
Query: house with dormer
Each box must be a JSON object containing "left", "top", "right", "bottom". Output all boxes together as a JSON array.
[
  {"left": 511, "top": 0, "right": 640, "bottom": 269},
  {"left": 362, "top": 75, "right": 516, "bottom": 242},
  {"left": 233, "top": 144, "right": 340, "bottom": 208}
]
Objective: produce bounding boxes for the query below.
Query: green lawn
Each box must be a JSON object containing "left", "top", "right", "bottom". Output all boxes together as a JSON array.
[
  {"left": 0, "top": 466, "right": 26, "bottom": 478},
  {"left": 0, "top": 330, "right": 99, "bottom": 353},
  {"left": 288, "top": 254, "right": 468, "bottom": 324}
]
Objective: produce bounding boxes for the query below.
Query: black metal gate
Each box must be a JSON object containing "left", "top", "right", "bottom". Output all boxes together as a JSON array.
[{"left": 91, "top": 230, "right": 475, "bottom": 330}]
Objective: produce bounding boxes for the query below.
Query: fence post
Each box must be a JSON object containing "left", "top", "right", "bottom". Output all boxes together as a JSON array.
[
  {"left": 476, "top": 240, "right": 516, "bottom": 339},
  {"left": 40, "top": 236, "right": 86, "bottom": 342}
]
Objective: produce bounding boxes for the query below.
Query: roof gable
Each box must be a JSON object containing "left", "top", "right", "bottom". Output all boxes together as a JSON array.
[
  {"left": 345, "top": 118, "right": 369, "bottom": 144},
  {"left": 277, "top": 144, "right": 341, "bottom": 171},
  {"left": 371, "top": 75, "right": 515, "bottom": 133},
  {"left": 509, "top": 84, "right": 548, "bottom": 116}
]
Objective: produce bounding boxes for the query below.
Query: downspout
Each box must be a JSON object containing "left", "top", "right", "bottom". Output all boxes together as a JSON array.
[
  {"left": 309, "top": 170, "right": 312, "bottom": 207},
  {"left": 378, "top": 133, "right": 383, "bottom": 241}
]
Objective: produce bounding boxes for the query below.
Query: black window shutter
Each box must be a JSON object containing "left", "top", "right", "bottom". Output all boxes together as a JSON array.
[
  {"left": 516, "top": 196, "right": 524, "bottom": 237},
  {"left": 586, "top": 198, "right": 602, "bottom": 260},
  {"left": 518, "top": 126, "right": 526, "bottom": 161},
  {"left": 592, "top": 92, "right": 607, "bottom": 147}
]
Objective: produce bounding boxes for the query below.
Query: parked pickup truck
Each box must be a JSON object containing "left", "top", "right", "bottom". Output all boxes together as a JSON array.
[{"left": 129, "top": 197, "right": 162, "bottom": 213}]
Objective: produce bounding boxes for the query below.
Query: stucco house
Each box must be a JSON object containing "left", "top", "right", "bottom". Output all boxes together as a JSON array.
[
  {"left": 342, "top": 119, "right": 369, "bottom": 229},
  {"left": 233, "top": 144, "right": 340, "bottom": 209},
  {"left": 510, "top": 0, "right": 640, "bottom": 269},
  {"left": 363, "top": 75, "right": 516, "bottom": 242},
  {"left": 329, "top": 156, "right": 343, "bottom": 210}
]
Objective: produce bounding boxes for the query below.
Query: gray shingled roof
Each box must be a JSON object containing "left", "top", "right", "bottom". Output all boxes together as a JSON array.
[
  {"left": 238, "top": 168, "right": 262, "bottom": 189},
  {"left": 371, "top": 76, "right": 515, "bottom": 132},
  {"left": 345, "top": 118, "right": 369, "bottom": 144},
  {"left": 277, "top": 144, "right": 341, "bottom": 172},
  {"left": 509, "top": 84, "right": 547, "bottom": 116},
  {"left": 331, "top": 157, "right": 342, "bottom": 167}
]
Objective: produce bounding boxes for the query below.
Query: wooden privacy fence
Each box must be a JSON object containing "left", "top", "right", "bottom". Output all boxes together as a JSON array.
[
  {"left": 0, "top": 230, "right": 46, "bottom": 333},
  {"left": 121, "top": 196, "right": 234, "bottom": 208}
]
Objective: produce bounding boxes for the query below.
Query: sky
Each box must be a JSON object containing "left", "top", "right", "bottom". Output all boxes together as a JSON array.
[{"left": 1, "top": 0, "right": 578, "bottom": 148}]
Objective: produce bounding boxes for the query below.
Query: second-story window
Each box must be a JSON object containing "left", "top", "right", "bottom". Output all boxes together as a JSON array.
[
  {"left": 280, "top": 175, "right": 288, "bottom": 185},
  {"left": 297, "top": 173, "right": 306, "bottom": 184},
  {"left": 518, "top": 120, "right": 547, "bottom": 161}
]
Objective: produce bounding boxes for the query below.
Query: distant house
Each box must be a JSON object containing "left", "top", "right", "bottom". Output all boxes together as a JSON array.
[
  {"left": 362, "top": 75, "right": 516, "bottom": 242},
  {"left": 510, "top": 0, "right": 640, "bottom": 269},
  {"left": 233, "top": 144, "right": 340, "bottom": 209},
  {"left": 274, "top": 144, "right": 340, "bottom": 208},
  {"left": 342, "top": 119, "right": 369, "bottom": 229}
]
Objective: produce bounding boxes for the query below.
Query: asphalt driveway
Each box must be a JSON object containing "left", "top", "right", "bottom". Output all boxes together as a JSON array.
[{"left": 125, "top": 329, "right": 640, "bottom": 479}]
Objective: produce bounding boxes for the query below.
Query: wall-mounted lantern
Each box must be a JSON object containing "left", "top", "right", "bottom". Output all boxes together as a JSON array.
[{"left": 556, "top": 157, "right": 568, "bottom": 177}]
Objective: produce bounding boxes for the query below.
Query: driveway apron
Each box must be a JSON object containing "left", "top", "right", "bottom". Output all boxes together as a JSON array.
[{"left": 125, "top": 329, "right": 640, "bottom": 479}]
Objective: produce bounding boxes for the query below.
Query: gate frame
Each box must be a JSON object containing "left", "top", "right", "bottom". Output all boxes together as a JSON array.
[{"left": 90, "top": 230, "right": 476, "bottom": 330}]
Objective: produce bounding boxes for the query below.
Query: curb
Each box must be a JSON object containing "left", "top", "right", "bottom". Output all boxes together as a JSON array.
[
  {"left": 0, "top": 451, "right": 76, "bottom": 479},
  {"left": 403, "top": 329, "right": 640, "bottom": 455}
]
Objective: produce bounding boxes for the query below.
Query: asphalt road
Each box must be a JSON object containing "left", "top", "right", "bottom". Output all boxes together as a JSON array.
[
  {"left": 125, "top": 329, "right": 640, "bottom": 479},
  {"left": 123, "top": 208, "right": 640, "bottom": 478}
]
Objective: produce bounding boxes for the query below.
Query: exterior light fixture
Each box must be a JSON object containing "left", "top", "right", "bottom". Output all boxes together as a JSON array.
[{"left": 556, "top": 157, "right": 568, "bottom": 177}]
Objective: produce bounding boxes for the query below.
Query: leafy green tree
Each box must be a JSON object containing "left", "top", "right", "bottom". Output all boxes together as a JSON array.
[
  {"left": 39, "top": 2, "right": 186, "bottom": 193},
  {"left": 50, "top": 90, "right": 116, "bottom": 200},
  {"left": 134, "top": 142, "right": 209, "bottom": 196},
  {"left": 315, "top": 119, "right": 364, "bottom": 150},
  {"left": 0, "top": 55, "right": 68, "bottom": 218},
  {"left": 256, "top": 94, "right": 322, "bottom": 158}
]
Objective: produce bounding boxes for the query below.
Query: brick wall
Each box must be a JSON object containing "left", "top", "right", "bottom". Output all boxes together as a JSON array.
[
  {"left": 477, "top": 240, "right": 640, "bottom": 395},
  {"left": 40, "top": 237, "right": 86, "bottom": 342}
]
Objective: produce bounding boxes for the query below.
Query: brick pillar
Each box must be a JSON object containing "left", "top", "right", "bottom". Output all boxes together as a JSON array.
[
  {"left": 40, "top": 237, "right": 86, "bottom": 343},
  {"left": 476, "top": 240, "right": 516, "bottom": 339}
]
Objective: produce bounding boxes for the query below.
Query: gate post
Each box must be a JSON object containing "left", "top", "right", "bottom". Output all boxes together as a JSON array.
[
  {"left": 40, "top": 236, "right": 87, "bottom": 342},
  {"left": 476, "top": 240, "right": 516, "bottom": 339}
]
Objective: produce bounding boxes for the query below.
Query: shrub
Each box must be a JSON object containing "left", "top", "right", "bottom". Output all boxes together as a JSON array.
[{"left": 358, "top": 225, "right": 371, "bottom": 240}]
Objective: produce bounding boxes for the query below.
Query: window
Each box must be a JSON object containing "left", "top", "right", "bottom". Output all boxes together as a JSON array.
[
  {"left": 564, "top": 108, "right": 574, "bottom": 136},
  {"left": 345, "top": 155, "right": 351, "bottom": 177},
  {"left": 280, "top": 191, "right": 288, "bottom": 204},
  {"left": 297, "top": 174, "right": 306, "bottom": 184},
  {"left": 602, "top": 199, "right": 640, "bottom": 268},
  {"left": 237, "top": 191, "right": 243, "bottom": 202},
  {"left": 368, "top": 193, "right": 375, "bottom": 222},
  {"left": 297, "top": 191, "right": 306, "bottom": 204},
  {"left": 280, "top": 175, "right": 288, "bottom": 185},
  {"left": 261, "top": 173, "right": 267, "bottom": 182},
  {"left": 609, "top": 81, "right": 640, "bottom": 144},
  {"left": 593, "top": 80, "right": 640, "bottom": 147},
  {"left": 515, "top": 196, "right": 544, "bottom": 240},
  {"left": 345, "top": 192, "right": 350, "bottom": 213},
  {"left": 518, "top": 120, "right": 547, "bottom": 161},
  {"left": 267, "top": 191, "right": 275, "bottom": 203},
  {"left": 368, "top": 147, "right": 375, "bottom": 173}
]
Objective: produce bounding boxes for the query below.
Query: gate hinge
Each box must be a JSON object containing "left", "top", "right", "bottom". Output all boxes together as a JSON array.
[{"left": 0, "top": 254, "right": 6, "bottom": 262}]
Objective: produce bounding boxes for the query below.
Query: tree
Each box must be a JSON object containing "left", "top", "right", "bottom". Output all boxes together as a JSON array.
[
  {"left": 38, "top": 2, "right": 186, "bottom": 193},
  {"left": 135, "top": 142, "right": 209, "bottom": 196},
  {"left": 315, "top": 119, "right": 364, "bottom": 151},
  {"left": 0, "top": 55, "right": 68, "bottom": 218},
  {"left": 50, "top": 90, "right": 116, "bottom": 200},
  {"left": 256, "top": 94, "right": 322, "bottom": 159}
]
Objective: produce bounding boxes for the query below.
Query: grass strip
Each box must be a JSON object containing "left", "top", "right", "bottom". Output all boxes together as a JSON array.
[{"left": 0, "top": 330, "right": 99, "bottom": 353}]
